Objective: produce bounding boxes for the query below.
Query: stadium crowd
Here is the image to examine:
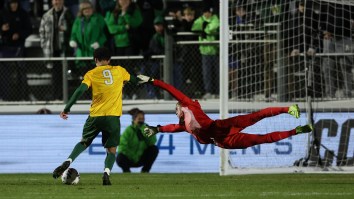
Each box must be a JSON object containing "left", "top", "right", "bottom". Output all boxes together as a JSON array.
[
  {"left": 0, "top": 0, "right": 353, "bottom": 101},
  {"left": 230, "top": 0, "right": 353, "bottom": 100}
]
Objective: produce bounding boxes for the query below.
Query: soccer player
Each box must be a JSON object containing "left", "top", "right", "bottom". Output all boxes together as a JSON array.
[
  {"left": 139, "top": 75, "right": 313, "bottom": 149},
  {"left": 53, "top": 47, "right": 141, "bottom": 185}
]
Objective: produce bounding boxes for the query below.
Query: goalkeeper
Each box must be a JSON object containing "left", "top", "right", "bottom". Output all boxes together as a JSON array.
[{"left": 139, "top": 75, "right": 313, "bottom": 149}]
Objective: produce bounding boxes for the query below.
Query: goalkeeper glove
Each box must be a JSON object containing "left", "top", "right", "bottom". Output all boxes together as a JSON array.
[
  {"left": 137, "top": 74, "right": 154, "bottom": 85},
  {"left": 144, "top": 125, "right": 159, "bottom": 137}
]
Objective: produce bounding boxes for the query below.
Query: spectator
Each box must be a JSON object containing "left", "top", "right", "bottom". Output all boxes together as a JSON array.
[
  {"left": 105, "top": 0, "right": 142, "bottom": 56},
  {"left": 116, "top": 108, "right": 159, "bottom": 173},
  {"left": 179, "top": 7, "right": 197, "bottom": 86},
  {"left": 258, "top": 0, "right": 284, "bottom": 25},
  {"left": 145, "top": 16, "right": 165, "bottom": 56},
  {"left": 105, "top": 0, "right": 142, "bottom": 100},
  {"left": 39, "top": 0, "right": 74, "bottom": 100},
  {"left": 173, "top": 7, "right": 198, "bottom": 94},
  {"left": 0, "top": 0, "right": 32, "bottom": 101},
  {"left": 233, "top": 5, "right": 247, "bottom": 25},
  {"left": 180, "top": 7, "right": 195, "bottom": 30},
  {"left": 16, "top": 0, "right": 30, "bottom": 13},
  {"left": 192, "top": 6, "right": 219, "bottom": 99},
  {"left": 64, "top": 0, "right": 79, "bottom": 17},
  {"left": 166, "top": 6, "right": 204, "bottom": 98},
  {"left": 204, "top": 0, "right": 219, "bottom": 15},
  {"left": 136, "top": 0, "right": 163, "bottom": 52},
  {"left": 228, "top": 4, "right": 250, "bottom": 100},
  {"left": 142, "top": 15, "right": 164, "bottom": 98},
  {"left": 258, "top": 0, "right": 286, "bottom": 100},
  {"left": 69, "top": 0, "right": 107, "bottom": 75},
  {"left": 0, "top": 0, "right": 31, "bottom": 57},
  {"left": 285, "top": 1, "right": 319, "bottom": 100},
  {"left": 97, "top": 0, "right": 115, "bottom": 15},
  {"left": 320, "top": 2, "right": 353, "bottom": 98}
]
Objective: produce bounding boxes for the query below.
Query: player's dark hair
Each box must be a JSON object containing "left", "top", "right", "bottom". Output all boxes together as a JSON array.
[
  {"left": 128, "top": 108, "right": 145, "bottom": 120},
  {"left": 93, "top": 47, "right": 111, "bottom": 62},
  {"left": 36, "top": 108, "right": 52, "bottom": 114}
]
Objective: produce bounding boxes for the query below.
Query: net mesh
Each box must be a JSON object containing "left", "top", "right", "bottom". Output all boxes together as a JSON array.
[{"left": 222, "top": 0, "right": 354, "bottom": 174}]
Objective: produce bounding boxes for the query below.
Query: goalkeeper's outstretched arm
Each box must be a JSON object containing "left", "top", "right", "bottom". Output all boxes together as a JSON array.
[
  {"left": 153, "top": 79, "right": 194, "bottom": 105},
  {"left": 144, "top": 124, "right": 186, "bottom": 137},
  {"left": 159, "top": 124, "right": 186, "bottom": 132},
  {"left": 138, "top": 75, "right": 194, "bottom": 105}
]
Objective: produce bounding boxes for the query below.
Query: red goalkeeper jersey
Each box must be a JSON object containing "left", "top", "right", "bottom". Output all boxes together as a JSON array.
[
  {"left": 154, "top": 80, "right": 215, "bottom": 144},
  {"left": 153, "top": 80, "right": 298, "bottom": 149}
]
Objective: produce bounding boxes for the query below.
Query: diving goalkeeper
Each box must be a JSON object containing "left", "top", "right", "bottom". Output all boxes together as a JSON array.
[{"left": 138, "top": 75, "right": 313, "bottom": 149}]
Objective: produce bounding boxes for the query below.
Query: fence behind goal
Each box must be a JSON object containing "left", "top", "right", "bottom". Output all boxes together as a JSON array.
[
  {"left": 220, "top": 0, "right": 354, "bottom": 175},
  {"left": 0, "top": 43, "right": 210, "bottom": 102}
]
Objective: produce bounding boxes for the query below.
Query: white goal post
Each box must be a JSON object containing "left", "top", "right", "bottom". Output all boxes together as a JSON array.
[{"left": 219, "top": 0, "right": 230, "bottom": 176}]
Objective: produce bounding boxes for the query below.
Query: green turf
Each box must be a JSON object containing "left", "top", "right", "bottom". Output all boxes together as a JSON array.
[{"left": 0, "top": 173, "right": 353, "bottom": 199}]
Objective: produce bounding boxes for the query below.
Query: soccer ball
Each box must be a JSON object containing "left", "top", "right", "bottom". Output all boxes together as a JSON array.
[{"left": 61, "top": 168, "right": 80, "bottom": 185}]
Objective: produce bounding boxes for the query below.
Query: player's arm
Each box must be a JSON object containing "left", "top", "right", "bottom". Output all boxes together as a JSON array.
[
  {"left": 154, "top": 79, "right": 194, "bottom": 105},
  {"left": 119, "top": 67, "right": 141, "bottom": 86},
  {"left": 60, "top": 83, "right": 88, "bottom": 119},
  {"left": 127, "top": 75, "right": 140, "bottom": 85},
  {"left": 138, "top": 75, "right": 193, "bottom": 105},
  {"left": 144, "top": 124, "right": 186, "bottom": 137},
  {"left": 159, "top": 124, "right": 186, "bottom": 132}
]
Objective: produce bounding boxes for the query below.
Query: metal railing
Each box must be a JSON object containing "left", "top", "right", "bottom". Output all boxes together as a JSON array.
[
  {"left": 1, "top": 26, "right": 354, "bottom": 103},
  {"left": 0, "top": 56, "right": 164, "bottom": 103},
  {"left": 174, "top": 26, "right": 354, "bottom": 102}
]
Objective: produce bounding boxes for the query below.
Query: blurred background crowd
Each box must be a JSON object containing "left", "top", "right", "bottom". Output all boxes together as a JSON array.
[{"left": 0, "top": 0, "right": 353, "bottom": 102}]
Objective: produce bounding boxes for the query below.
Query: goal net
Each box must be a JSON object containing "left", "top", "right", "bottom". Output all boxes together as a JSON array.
[{"left": 220, "top": 0, "right": 354, "bottom": 175}]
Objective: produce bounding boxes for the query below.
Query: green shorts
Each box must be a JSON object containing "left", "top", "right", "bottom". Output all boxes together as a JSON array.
[{"left": 81, "top": 116, "right": 120, "bottom": 148}]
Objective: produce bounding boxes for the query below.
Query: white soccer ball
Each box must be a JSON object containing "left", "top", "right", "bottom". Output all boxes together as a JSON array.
[{"left": 61, "top": 168, "right": 80, "bottom": 185}]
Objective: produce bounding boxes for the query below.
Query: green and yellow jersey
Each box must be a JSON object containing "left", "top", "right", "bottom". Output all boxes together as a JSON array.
[
  {"left": 64, "top": 65, "right": 138, "bottom": 115},
  {"left": 82, "top": 65, "right": 130, "bottom": 116}
]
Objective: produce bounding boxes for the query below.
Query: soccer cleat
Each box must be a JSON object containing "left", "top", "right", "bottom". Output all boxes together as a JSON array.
[
  {"left": 102, "top": 172, "right": 111, "bottom": 186},
  {"left": 53, "top": 161, "right": 70, "bottom": 179},
  {"left": 288, "top": 104, "right": 300, "bottom": 119},
  {"left": 296, "top": 124, "right": 313, "bottom": 134}
]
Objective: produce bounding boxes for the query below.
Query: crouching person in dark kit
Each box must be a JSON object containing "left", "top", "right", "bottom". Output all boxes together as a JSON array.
[{"left": 116, "top": 108, "right": 159, "bottom": 173}]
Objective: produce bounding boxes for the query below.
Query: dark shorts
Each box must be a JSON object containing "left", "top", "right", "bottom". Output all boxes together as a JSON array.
[{"left": 81, "top": 116, "right": 120, "bottom": 148}]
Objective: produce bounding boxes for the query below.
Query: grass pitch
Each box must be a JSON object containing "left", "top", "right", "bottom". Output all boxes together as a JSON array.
[{"left": 0, "top": 173, "right": 353, "bottom": 199}]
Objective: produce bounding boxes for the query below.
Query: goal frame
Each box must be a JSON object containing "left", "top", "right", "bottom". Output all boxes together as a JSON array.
[
  {"left": 219, "top": 0, "right": 230, "bottom": 176},
  {"left": 218, "top": 0, "right": 354, "bottom": 175}
]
